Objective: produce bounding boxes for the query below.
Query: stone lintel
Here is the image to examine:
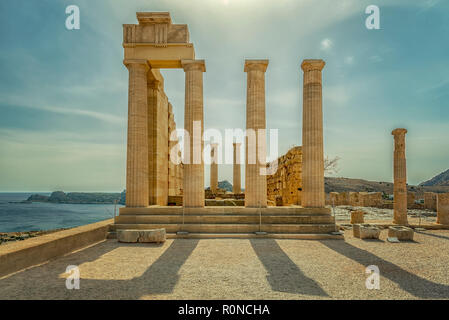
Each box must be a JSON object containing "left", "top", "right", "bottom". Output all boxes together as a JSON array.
[
  {"left": 124, "top": 45, "right": 195, "bottom": 69},
  {"left": 301, "top": 59, "right": 325, "bottom": 72},
  {"left": 181, "top": 59, "right": 206, "bottom": 72},
  {"left": 123, "top": 59, "right": 150, "bottom": 70},
  {"left": 392, "top": 128, "right": 408, "bottom": 136},
  {"left": 137, "top": 12, "right": 172, "bottom": 25},
  {"left": 244, "top": 59, "right": 269, "bottom": 72}
]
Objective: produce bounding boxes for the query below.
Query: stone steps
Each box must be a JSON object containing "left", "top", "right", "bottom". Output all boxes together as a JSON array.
[
  {"left": 113, "top": 206, "right": 340, "bottom": 239},
  {"left": 106, "top": 232, "right": 343, "bottom": 240},
  {"left": 118, "top": 206, "right": 332, "bottom": 216},
  {"left": 112, "top": 223, "right": 337, "bottom": 234},
  {"left": 114, "top": 214, "right": 335, "bottom": 225}
]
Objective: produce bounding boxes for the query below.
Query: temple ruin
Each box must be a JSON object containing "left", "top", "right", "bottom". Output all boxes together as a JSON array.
[{"left": 114, "top": 12, "right": 339, "bottom": 239}]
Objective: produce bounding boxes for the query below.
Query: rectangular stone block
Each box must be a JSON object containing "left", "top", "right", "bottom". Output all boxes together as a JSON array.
[
  {"left": 117, "top": 229, "right": 166, "bottom": 243},
  {"left": 353, "top": 224, "right": 380, "bottom": 239},
  {"left": 407, "top": 192, "right": 416, "bottom": 208},
  {"left": 437, "top": 193, "right": 449, "bottom": 225},
  {"left": 424, "top": 192, "right": 437, "bottom": 211},
  {"left": 350, "top": 210, "right": 365, "bottom": 224},
  {"left": 388, "top": 226, "right": 414, "bottom": 241}
]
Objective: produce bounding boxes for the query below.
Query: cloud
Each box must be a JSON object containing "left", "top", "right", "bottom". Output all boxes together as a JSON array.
[
  {"left": 320, "top": 38, "right": 333, "bottom": 51},
  {"left": 344, "top": 56, "right": 354, "bottom": 65},
  {"left": 0, "top": 95, "right": 126, "bottom": 125}
]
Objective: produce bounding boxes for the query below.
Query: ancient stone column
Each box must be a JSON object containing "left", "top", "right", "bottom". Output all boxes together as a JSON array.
[
  {"left": 124, "top": 59, "right": 150, "bottom": 207},
  {"left": 301, "top": 59, "right": 326, "bottom": 208},
  {"left": 244, "top": 60, "right": 268, "bottom": 208},
  {"left": 233, "top": 142, "right": 241, "bottom": 194},
  {"left": 210, "top": 144, "right": 218, "bottom": 193},
  {"left": 182, "top": 60, "right": 206, "bottom": 207},
  {"left": 392, "top": 128, "right": 408, "bottom": 225}
]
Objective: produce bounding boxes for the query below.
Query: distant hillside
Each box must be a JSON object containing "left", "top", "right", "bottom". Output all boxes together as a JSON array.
[
  {"left": 218, "top": 180, "right": 233, "bottom": 192},
  {"left": 325, "top": 177, "right": 449, "bottom": 197},
  {"left": 27, "top": 191, "right": 126, "bottom": 204},
  {"left": 419, "top": 169, "right": 449, "bottom": 187}
]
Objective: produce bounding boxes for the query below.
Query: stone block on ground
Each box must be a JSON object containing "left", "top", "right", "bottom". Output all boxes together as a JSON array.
[
  {"left": 353, "top": 224, "right": 380, "bottom": 239},
  {"left": 388, "top": 226, "right": 414, "bottom": 241},
  {"left": 117, "top": 229, "right": 166, "bottom": 243},
  {"left": 350, "top": 210, "right": 365, "bottom": 224}
]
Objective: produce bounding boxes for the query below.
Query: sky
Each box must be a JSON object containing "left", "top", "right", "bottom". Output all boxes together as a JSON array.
[{"left": 0, "top": 0, "right": 448, "bottom": 192}]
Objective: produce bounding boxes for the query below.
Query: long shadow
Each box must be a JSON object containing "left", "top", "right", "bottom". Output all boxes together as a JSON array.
[
  {"left": 321, "top": 240, "right": 449, "bottom": 299},
  {"left": 0, "top": 239, "right": 199, "bottom": 299},
  {"left": 133, "top": 239, "right": 199, "bottom": 295},
  {"left": 416, "top": 231, "right": 449, "bottom": 241},
  {"left": 79, "top": 239, "right": 200, "bottom": 299},
  {"left": 250, "top": 239, "right": 328, "bottom": 297}
]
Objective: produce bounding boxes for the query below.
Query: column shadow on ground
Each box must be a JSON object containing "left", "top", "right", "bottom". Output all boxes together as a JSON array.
[
  {"left": 416, "top": 231, "right": 449, "bottom": 241},
  {"left": 0, "top": 239, "right": 199, "bottom": 299},
  {"left": 320, "top": 240, "right": 449, "bottom": 299},
  {"left": 250, "top": 239, "right": 328, "bottom": 297}
]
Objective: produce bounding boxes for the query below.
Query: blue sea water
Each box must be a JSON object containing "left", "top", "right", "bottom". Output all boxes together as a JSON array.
[{"left": 0, "top": 193, "right": 123, "bottom": 232}]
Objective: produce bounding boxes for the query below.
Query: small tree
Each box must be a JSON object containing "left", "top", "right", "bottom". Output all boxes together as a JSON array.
[{"left": 324, "top": 156, "right": 341, "bottom": 175}]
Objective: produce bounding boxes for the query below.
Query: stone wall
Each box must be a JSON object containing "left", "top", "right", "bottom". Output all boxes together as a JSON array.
[
  {"left": 0, "top": 219, "right": 113, "bottom": 278},
  {"left": 424, "top": 192, "right": 437, "bottom": 211},
  {"left": 329, "top": 191, "right": 382, "bottom": 207},
  {"left": 407, "top": 192, "right": 416, "bottom": 208},
  {"left": 266, "top": 146, "right": 302, "bottom": 206}
]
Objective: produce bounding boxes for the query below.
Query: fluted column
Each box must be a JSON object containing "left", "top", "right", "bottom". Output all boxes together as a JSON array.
[
  {"left": 124, "top": 59, "right": 150, "bottom": 207},
  {"left": 392, "top": 128, "right": 408, "bottom": 225},
  {"left": 182, "top": 60, "right": 206, "bottom": 207},
  {"left": 233, "top": 142, "right": 241, "bottom": 194},
  {"left": 301, "top": 59, "right": 325, "bottom": 208},
  {"left": 244, "top": 60, "right": 268, "bottom": 208},
  {"left": 210, "top": 143, "right": 218, "bottom": 193}
]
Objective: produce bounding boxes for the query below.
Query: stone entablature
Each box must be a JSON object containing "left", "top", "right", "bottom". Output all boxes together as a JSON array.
[
  {"left": 267, "top": 146, "right": 302, "bottom": 206},
  {"left": 124, "top": 12, "right": 190, "bottom": 45},
  {"left": 123, "top": 12, "right": 195, "bottom": 68}
]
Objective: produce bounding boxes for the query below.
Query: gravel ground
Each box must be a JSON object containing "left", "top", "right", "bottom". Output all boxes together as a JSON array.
[{"left": 1, "top": 229, "right": 449, "bottom": 300}]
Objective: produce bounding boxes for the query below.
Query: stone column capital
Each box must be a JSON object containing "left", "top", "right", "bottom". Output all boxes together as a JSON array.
[
  {"left": 392, "top": 128, "right": 408, "bottom": 136},
  {"left": 233, "top": 142, "right": 241, "bottom": 147},
  {"left": 123, "top": 59, "right": 150, "bottom": 71},
  {"left": 181, "top": 59, "right": 206, "bottom": 72},
  {"left": 244, "top": 59, "right": 269, "bottom": 73},
  {"left": 301, "top": 59, "right": 325, "bottom": 72}
]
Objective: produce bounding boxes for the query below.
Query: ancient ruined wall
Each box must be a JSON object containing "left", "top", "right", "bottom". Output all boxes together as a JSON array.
[
  {"left": 330, "top": 191, "right": 382, "bottom": 207},
  {"left": 266, "top": 146, "right": 302, "bottom": 206},
  {"left": 437, "top": 193, "right": 449, "bottom": 225},
  {"left": 407, "top": 192, "right": 416, "bottom": 208},
  {"left": 424, "top": 192, "right": 436, "bottom": 211}
]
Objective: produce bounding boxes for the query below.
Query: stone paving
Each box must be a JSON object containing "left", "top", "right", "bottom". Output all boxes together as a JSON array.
[{"left": 1, "top": 229, "right": 449, "bottom": 300}]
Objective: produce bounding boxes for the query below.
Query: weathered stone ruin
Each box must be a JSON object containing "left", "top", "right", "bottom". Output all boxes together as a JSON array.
[{"left": 266, "top": 146, "right": 302, "bottom": 206}]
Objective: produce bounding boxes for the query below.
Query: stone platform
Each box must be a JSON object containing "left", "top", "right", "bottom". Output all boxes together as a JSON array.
[{"left": 112, "top": 206, "right": 341, "bottom": 240}]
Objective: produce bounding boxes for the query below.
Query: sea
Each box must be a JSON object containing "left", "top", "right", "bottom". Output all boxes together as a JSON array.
[{"left": 0, "top": 193, "right": 123, "bottom": 233}]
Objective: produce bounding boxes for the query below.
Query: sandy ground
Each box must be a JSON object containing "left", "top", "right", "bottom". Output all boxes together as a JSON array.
[{"left": 1, "top": 228, "right": 449, "bottom": 300}]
